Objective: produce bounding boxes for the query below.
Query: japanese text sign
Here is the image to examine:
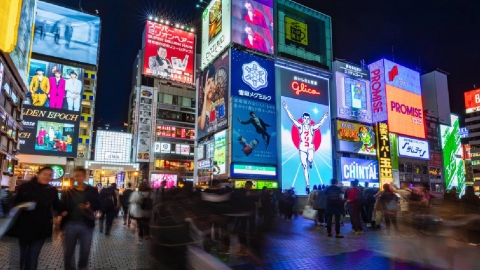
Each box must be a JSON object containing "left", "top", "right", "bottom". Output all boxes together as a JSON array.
[
  {"left": 397, "top": 136, "right": 430, "bottom": 160},
  {"left": 376, "top": 122, "right": 393, "bottom": 185},
  {"left": 464, "top": 89, "right": 480, "bottom": 114},
  {"left": 276, "top": 65, "right": 329, "bottom": 105},
  {"left": 336, "top": 120, "right": 376, "bottom": 156}
]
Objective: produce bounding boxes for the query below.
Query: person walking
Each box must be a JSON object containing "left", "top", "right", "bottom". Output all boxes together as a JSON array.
[
  {"left": 325, "top": 179, "right": 345, "bottom": 238},
  {"left": 99, "top": 184, "right": 118, "bottom": 235},
  {"left": 284, "top": 189, "right": 295, "bottom": 221},
  {"left": 122, "top": 183, "right": 134, "bottom": 227},
  {"left": 8, "top": 167, "right": 59, "bottom": 270},
  {"left": 461, "top": 186, "right": 480, "bottom": 245},
  {"left": 379, "top": 184, "right": 400, "bottom": 237},
  {"left": 129, "top": 182, "right": 154, "bottom": 243},
  {"left": 308, "top": 185, "right": 318, "bottom": 224},
  {"left": 346, "top": 179, "right": 364, "bottom": 234},
  {"left": 235, "top": 181, "right": 258, "bottom": 256},
  {"left": 60, "top": 168, "right": 100, "bottom": 270},
  {"left": 363, "top": 182, "right": 378, "bottom": 228}
]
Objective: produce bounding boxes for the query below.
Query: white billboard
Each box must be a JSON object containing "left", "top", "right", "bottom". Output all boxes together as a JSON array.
[
  {"left": 398, "top": 135, "right": 430, "bottom": 160},
  {"left": 95, "top": 131, "right": 132, "bottom": 163}
]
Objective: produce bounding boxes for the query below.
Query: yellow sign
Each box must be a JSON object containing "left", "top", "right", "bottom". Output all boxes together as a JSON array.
[
  {"left": 0, "top": 0, "right": 22, "bottom": 53},
  {"left": 376, "top": 122, "right": 393, "bottom": 187},
  {"left": 285, "top": 16, "right": 308, "bottom": 46}
]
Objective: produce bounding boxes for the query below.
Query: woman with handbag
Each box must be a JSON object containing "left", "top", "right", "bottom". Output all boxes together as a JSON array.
[
  {"left": 129, "top": 182, "right": 153, "bottom": 243},
  {"left": 9, "top": 167, "right": 59, "bottom": 270},
  {"left": 379, "top": 184, "right": 400, "bottom": 237}
]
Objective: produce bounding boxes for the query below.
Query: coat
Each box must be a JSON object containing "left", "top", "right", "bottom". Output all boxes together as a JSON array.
[
  {"left": 48, "top": 77, "right": 66, "bottom": 99},
  {"left": 30, "top": 75, "right": 50, "bottom": 94},
  {"left": 59, "top": 186, "right": 101, "bottom": 228},
  {"left": 129, "top": 191, "right": 153, "bottom": 219}
]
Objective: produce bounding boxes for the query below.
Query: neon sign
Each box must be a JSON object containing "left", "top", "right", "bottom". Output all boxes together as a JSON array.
[{"left": 291, "top": 81, "right": 320, "bottom": 96}]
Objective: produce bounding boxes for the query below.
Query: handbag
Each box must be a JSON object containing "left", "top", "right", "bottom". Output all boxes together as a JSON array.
[{"left": 302, "top": 205, "right": 317, "bottom": 220}]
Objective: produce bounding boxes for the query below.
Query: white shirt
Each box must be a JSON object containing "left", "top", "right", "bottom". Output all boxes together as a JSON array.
[{"left": 65, "top": 79, "right": 82, "bottom": 98}]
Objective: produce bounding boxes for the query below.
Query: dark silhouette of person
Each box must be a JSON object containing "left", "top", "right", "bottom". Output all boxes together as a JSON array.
[{"left": 237, "top": 111, "right": 271, "bottom": 149}]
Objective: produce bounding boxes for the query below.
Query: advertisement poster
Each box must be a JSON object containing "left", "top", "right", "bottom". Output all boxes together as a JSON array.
[
  {"left": 336, "top": 120, "right": 376, "bottom": 156},
  {"left": 197, "top": 50, "right": 229, "bottom": 139},
  {"left": 232, "top": 97, "right": 276, "bottom": 164},
  {"left": 333, "top": 61, "right": 372, "bottom": 124},
  {"left": 214, "top": 130, "right": 227, "bottom": 174},
  {"left": 94, "top": 131, "right": 132, "bottom": 163},
  {"left": 201, "top": 0, "right": 231, "bottom": 69},
  {"left": 276, "top": 65, "right": 329, "bottom": 104},
  {"left": 32, "top": 1, "right": 100, "bottom": 65},
  {"left": 376, "top": 122, "right": 393, "bottom": 185},
  {"left": 231, "top": 49, "right": 275, "bottom": 103},
  {"left": 397, "top": 136, "right": 430, "bottom": 160},
  {"left": 231, "top": 0, "right": 274, "bottom": 54},
  {"left": 26, "top": 59, "right": 84, "bottom": 112},
  {"left": 464, "top": 88, "right": 480, "bottom": 113},
  {"left": 440, "top": 114, "right": 465, "bottom": 194},
  {"left": 136, "top": 86, "right": 153, "bottom": 162},
  {"left": 340, "top": 157, "right": 378, "bottom": 183},
  {"left": 9, "top": 0, "right": 36, "bottom": 87},
  {"left": 383, "top": 59, "right": 421, "bottom": 95},
  {"left": 143, "top": 21, "right": 195, "bottom": 85},
  {"left": 369, "top": 59, "right": 388, "bottom": 123},
  {"left": 285, "top": 16, "right": 308, "bottom": 46},
  {"left": 19, "top": 107, "right": 80, "bottom": 157},
  {"left": 386, "top": 85, "right": 425, "bottom": 138},
  {"left": 151, "top": 174, "right": 177, "bottom": 188}
]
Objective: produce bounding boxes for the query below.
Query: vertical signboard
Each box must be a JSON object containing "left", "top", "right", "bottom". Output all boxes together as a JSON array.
[
  {"left": 368, "top": 60, "right": 388, "bottom": 123},
  {"left": 201, "top": 0, "right": 232, "bottom": 69},
  {"left": 464, "top": 89, "right": 480, "bottom": 114},
  {"left": 136, "top": 86, "right": 153, "bottom": 162},
  {"left": 375, "top": 122, "right": 393, "bottom": 186},
  {"left": 440, "top": 114, "right": 465, "bottom": 194},
  {"left": 277, "top": 65, "right": 332, "bottom": 195},
  {"left": 214, "top": 130, "right": 227, "bottom": 174}
]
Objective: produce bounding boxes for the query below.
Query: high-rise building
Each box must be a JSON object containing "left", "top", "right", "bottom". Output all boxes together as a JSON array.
[{"left": 464, "top": 88, "right": 480, "bottom": 185}]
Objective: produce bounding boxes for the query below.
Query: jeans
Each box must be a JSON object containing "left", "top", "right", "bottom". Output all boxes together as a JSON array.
[
  {"left": 137, "top": 218, "right": 150, "bottom": 238},
  {"left": 384, "top": 212, "right": 399, "bottom": 234},
  {"left": 326, "top": 214, "right": 341, "bottom": 235},
  {"left": 351, "top": 206, "right": 363, "bottom": 231},
  {"left": 365, "top": 203, "right": 375, "bottom": 224},
  {"left": 64, "top": 222, "right": 94, "bottom": 270},
  {"left": 19, "top": 238, "right": 45, "bottom": 270},
  {"left": 99, "top": 209, "right": 115, "bottom": 232},
  {"left": 122, "top": 206, "right": 130, "bottom": 225}
]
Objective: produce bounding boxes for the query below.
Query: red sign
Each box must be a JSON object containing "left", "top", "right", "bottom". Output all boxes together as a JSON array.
[
  {"left": 156, "top": 125, "right": 195, "bottom": 140},
  {"left": 157, "top": 160, "right": 193, "bottom": 171},
  {"left": 464, "top": 89, "right": 480, "bottom": 113},
  {"left": 429, "top": 152, "right": 443, "bottom": 167},
  {"left": 291, "top": 81, "right": 320, "bottom": 96},
  {"left": 143, "top": 21, "right": 195, "bottom": 85}
]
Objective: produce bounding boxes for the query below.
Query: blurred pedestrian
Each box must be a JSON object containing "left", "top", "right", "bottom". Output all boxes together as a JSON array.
[
  {"left": 284, "top": 189, "right": 295, "bottom": 221},
  {"left": 346, "top": 179, "right": 364, "bottom": 234},
  {"left": 379, "top": 184, "right": 400, "bottom": 237},
  {"left": 308, "top": 185, "right": 318, "bottom": 224},
  {"left": 325, "top": 179, "right": 344, "bottom": 238},
  {"left": 60, "top": 168, "right": 100, "bottom": 270},
  {"left": 122, "top": 183, "right": 134, "bottom": 227},
  {"left": 363, "top": 182, "right": 378, "bottom": 228},
  {"left": 461, "top": 186, "right": 480, "bottom": 245},
  {"left": 99, "top": 183, "right": 118, "bottom": 235},
  {"left": 129, "top": 182, "right": 154, "bottom": 243},
  {"left": 235, "top": 181, "right": 258, "bottom": 256},
  {"left": 111, "top": 183, "right": 121, "bottom": 217},
  {"left": 9, "top": 167, "right": 59, "bottom": 270},
  {"left": 259, "top": 186, "right": 273, "bottom": 227}
]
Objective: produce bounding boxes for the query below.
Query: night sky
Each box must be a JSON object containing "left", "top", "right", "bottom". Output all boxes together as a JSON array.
[{"left": 51, "top": 0, "right": 480, "bottom": 127}]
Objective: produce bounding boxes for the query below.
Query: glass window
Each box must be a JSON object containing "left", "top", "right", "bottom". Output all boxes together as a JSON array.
[
  {"left": 163, "top": 94, "right": 173, "bottom": 104},
  {"left": 158, "top": 93, "right": 163, "bottom": 103},
  {"left": 182, "top": 97, "right": 191, "bottom": 107},
  {"left": 191, "top": 98, "right": 196, "bottom": 108},
  {"left": 172, "top": 95, "right": 178, "bottom": 105}
]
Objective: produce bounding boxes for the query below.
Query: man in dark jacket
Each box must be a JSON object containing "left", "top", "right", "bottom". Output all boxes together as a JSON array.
[
  {"left": 237, "top": 112, "right": 271, "bottom": 149},
  {"left": 99, "top": 183, "right": 118, "bottom": 235},
  {"left": 234, "top": 181, "right": 258, "bottom": 256},
  {"left": 60, "top": 168, "right": 100, "bottom": 270},
  {"left": 325, "top": 179, "right": 345, "bottom": 238},
  {"left": 122, "top": 183, "right": 134, "bottom": 226}
]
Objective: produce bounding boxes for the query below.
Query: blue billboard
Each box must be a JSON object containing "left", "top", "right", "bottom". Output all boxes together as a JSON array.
[
  {"left": 383, "top": 59, "right": 421, "bottom": 95},
  {"left": 231, "top": 49, "right": 275, "bottom": 103},
  {"left": 340, "top": 157, "right": 378, "bottom": 183},
  {"left": 232, "top": 97, "right": 277, "bottom": 165}
]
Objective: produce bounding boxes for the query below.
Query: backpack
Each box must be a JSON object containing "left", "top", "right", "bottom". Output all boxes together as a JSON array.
[
  {"left": 326, "top": 187, "right": 343, "bottom": 207},
  {"left": 101, "top": 190, "right": 115, "bottom": 210},
  {"left": 139, "top": 192, "right": 153, "bottom": 210},
  {"left": 385, "top": 197, "right": 400, "bottom": 212}
]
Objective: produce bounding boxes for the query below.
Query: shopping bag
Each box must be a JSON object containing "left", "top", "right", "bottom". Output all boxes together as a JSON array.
[{"left": 302, "top": 205, "right": 317, "bottom": 220}]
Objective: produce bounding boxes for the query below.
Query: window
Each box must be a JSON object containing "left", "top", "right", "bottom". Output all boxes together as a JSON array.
[
  {"left": 182, "top": 97, "right": 191, "bottom": 107},
  {"left": 157, "top": 109, "right": 195, "bottom": 123},
  {"left": 191, "top": 98, "right": 196, "bottom": 108},
  {"left": 172, "top": 95, "right": 178, "bottom": 105},
  {"left": 158, "top": 93, "right": 163, "bottom": 103},
  {"left": 81, "top": 107, "right": 90, "bottom": 114},
  {"left": 163, "top": 94, "right": 173, "bottom": 104}
]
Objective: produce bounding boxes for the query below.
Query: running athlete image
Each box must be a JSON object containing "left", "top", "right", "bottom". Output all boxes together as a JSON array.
[{"left": 282, "top": 100, "right": 329, "bottom": 194}]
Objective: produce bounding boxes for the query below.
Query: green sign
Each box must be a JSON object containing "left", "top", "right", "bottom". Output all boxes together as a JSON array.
[
  {"left": 390, "top": 133, "right": 399, "bottom": 170},
  {"left": 234, "top": 180, "right": 278, "bottom": 190},
  {"left": 51, "top": 165, "right": 65, "bottom": 180},
  {"left": 440, "top": 115, "right": 465, "bottom": 194},
  {"left": 233, "top": 164, "right": 276, "bottom": 176}
]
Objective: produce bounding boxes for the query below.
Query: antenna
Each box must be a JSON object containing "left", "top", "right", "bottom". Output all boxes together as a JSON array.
[
  {"left": 360, "top": 59, "right": 366, "bottom": 69},
  {"left": 79, "top": 0, "right": 83, "bottom": 12}
]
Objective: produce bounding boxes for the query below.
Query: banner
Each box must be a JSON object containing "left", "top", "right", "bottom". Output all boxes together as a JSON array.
[
  {"left": 214, "top": 130, "right": 227, "bottom": 174},
  {"left": 201, "top": 0, "right": 231, "bottom": 69},
  {"left": 136, "top": 86, "right": 154, "bottom": 162},
  {"left": 340, "top": 157, "right": 378, "bottom": 183},
  {"left": 440, "top": 114, "right": 465, "bottom": 194},
  {"left": 398, "top": 136, "right": 430, "bottom": 160},
  {"left": 336, "top": 120, "right": 376, "bottom": 156}
]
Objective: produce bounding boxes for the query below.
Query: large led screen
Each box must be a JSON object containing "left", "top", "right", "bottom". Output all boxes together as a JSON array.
[
  {"left": 386, "top": 85, "right": 425, "bottom": 139},
  {"left": 32, "top": 1, "right": 100, "bottom": 65},
  {"left": 276, "top": 65, "right": 330, "bottom": 104},
  {"left": 232, "top": 97, "right": 277, "bottom": 164},
  {"left": 464, "top": 89, "right": 480, "bottom": 113},
  {"left": 440, "top": 115, "right": 465, "bottom": 195},
  {"left": 143, "top": 21, "right": 195, "bottom": 85},
  {"left": 95, "top": 131, "right": 132, "bottom": 163},
  {"left": 231, "top": 0, "right": 274, "bottom": 55},
  {"left": 383, "top": 59, "right": 421, "bottom": 95},
  {"left": 26, "top": 59, "right": 84, "bottom": 112},
  {"left": 337, "top": 120, "right": 376, "bottom": 156},
  {"left": 151, "top": 173, "right": 177, "bottom": 188},
  {"left": 231, "top": 49, "right": 275, "bottom": 103},
  {"left": 201, "top": 0, "right": 231, "bottom": 69},
  {"left": 19, "top": 107, "right": 80, "bottom": 157},
  {"left": 197, "top": 50, "right": 229, "bottom": 139},
  {"left": 340, "top": 157, "right": 378, "bottom": 183}
]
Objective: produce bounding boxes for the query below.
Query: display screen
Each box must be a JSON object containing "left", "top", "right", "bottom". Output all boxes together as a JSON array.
[
  {"left": 26, "top": 59, "right": 84, "bottom": 112},
  {"left": 214, "top": 130, "right": 227, "bottom": 174},
  {"left": 143, "top": 21, "right": 195, "bottom": 85},
  {"left": 339, "top": 157, "right": 378, "bottom": 183},
  {"left": 231, "top": 164, "right": 277, "bottom": 178},
  {"left": 232, "top": 97, "right": 277, "bottom": 164},
  {"left": 32, "top": 1, "right": 100, "bottom": 65},
  {"left": 197, "top": 50, "right": 229, "bottom": 139},
  {"left": 464, "top": 89, "right": 480, "bottom": 113},
  {"left": 201, "top": 0, "right": 231, "bottom": 69},
  {"left": 440, "top": 114, "right": 465, "bottom": 195},
  {"left": 231, "top": 0, "right": 274, "bottom": 54},
  {"left": 231, "top": 49, "right": 275, "bottom": 102},
  {"left": 151, "top": 173, "right": 177, "bottom": 188},
  {"left": 234, "top": 180, "right": 278, "bottom": 189},
  {"left": 334, "top": 69, "right": 372, "bottom": 123},
  {"left": 136, "top": 86, "right": 153, "bottom": 162},
  {"left": 336, "top": 120, "right": 376, "bottom": 156},
  {"left": 386, "top": 85, "right": 425, "bottom": 139},
  {"left": 95, "top": 131, "right": 132, "bottom": 163},
  {"left": 397, "top": 135, "right": 430, "bottom": 160},
  {"left": 156, "top": 125, "right": 195, "bottom": 140},
  {"left": 156, "top": 160, "right": 193, "bottom": 171},
  {"left": 383, "top": 59, "right": 421, "bottom": 95}
]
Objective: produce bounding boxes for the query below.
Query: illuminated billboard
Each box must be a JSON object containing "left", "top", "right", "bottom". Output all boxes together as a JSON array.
[
  {"left": 376, "top": 122, "right": 393, "bottom": 186},
  {"left": 156, "top": 125, "right": 195, "bottom": 140},
  {"left": 369, "top": 60, "right": 388, "bottom": 122},
  {"left": 19, "top": 107, "right": 80, "bottom": 157},
  {"left": 336, "top": 120, "right": 376, "bottom": 156},
  {"left": 277, "top": 65, "right": 332, "bottom": 195},
  {"left": 333, "top": 61, "right": 372, "bottom": 123},
  {"left": 32, "top": 1, "right": 100, "bottom": 65},
  {"left": 385, "top": 85, "right": 425, "bottom": 139},
  {"left": 231, "top": 0, "right": 274, "bottom": 54},
  {"left": 440, "top": 114, "right": 465, "bottom": 195},
  {"left": 214, "top": 130, "right": 227, "bottom": 175},
  {"left": 151, "top": 174, "right": 177, "bottom": 188},
  {"left": 197, "top": 50, "right": 229, "bottom": 139},
  {"left": 136, "top": 86, "right": 154, "bottom": 162},
  {"left": 95, "top": 131, "right": 132, "bottom": 163},
  {"left": 26, "top": 59, "right": 84, "bottom": 112},
  {"left": 383, "top": 59, "right": 421, "bottom": 95},
  {"left": 143, "top": 21, "right": 195, "bottom": 85},
  {"left": 397, "top": 136, "right": 430, "bottom": 160},
  {"left": 0, "top": 0, "right": 22, "bottom": 53},
  {"left": 340, "top": 157, "right": 378, "bottom": 183},
  {"left": 464, "top": 89, "right": 480, "bottom": 113},
  {"left": 201, "top": 0, "right": 231, "bottom": 69}
]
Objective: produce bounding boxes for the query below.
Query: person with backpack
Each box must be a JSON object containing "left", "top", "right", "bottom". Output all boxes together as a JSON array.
[
  {"left": 308, "top": 185, "right": 319, "bottom": 225},
  {"left": 363, "top": 182, "right": 378, "bottom": 228},
  {"left": 325, "top": 179, "right": 345, "bottom": 238},
  {"left": 346, "top": 179, "right": 364, "bottom": 234},
  {"left": 129, "top": 182, "right": 153, "bottom": 243},
  {"left": 122, "top": 183, "right": 134, "bottom": 227},
  {"left": 379, "top": 183, "right": 400, "bottom": 237},
  {"left": 99, "top": 184, "right": 118, "bottom": 235}
]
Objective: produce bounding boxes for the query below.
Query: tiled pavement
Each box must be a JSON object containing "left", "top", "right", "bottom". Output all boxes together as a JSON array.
[{"left": 1, "top": 215, "right": 480, "bottom": 269}]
